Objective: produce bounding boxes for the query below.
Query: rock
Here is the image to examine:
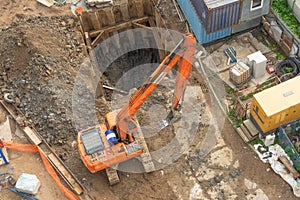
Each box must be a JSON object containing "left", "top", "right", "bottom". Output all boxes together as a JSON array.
[{"left": 229, "top": 169, "right": 241, "bottom": 178}]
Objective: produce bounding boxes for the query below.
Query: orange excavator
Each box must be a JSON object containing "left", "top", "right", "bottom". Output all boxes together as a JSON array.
[{"left": 77, "top": 33, "right": 196, "bottom": 176}]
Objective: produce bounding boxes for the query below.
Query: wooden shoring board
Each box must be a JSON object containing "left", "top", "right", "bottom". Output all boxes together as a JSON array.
[
  {"left": 0, "top": 101, "right": 84, "bottom": 195},
  {"left": 91, "top": 31, "right": 104, "bottom": 48},
  {"left": 89, "top": 11, "right": 102, "bottom": 31},
  {"left": 23, "top": 126, "right": 42, "bottom": 145},
  {"left": 80, "top": 12, "right": 93, "bottom": 33},
  {"left": 132, "top": 22, "right": 150, "bottom": 29},
  {"left": 47, "top": 152, "right": 83, "bottom": 195},
  {"left": 134, "top": 0, "right": 144, "bottom": 18},
  {"left": 89, "top": 16, "right": 149, "bottom": 37}
]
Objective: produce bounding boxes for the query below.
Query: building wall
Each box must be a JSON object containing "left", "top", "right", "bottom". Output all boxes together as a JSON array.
[
  {"left": 177, "top": 0, "right": 232, "bottom": 44},
  {"left": 232, "top": 17, "right": 261, "bottom": 34},
  {"left": 240, "top": 0, "right": 271, "bottom": 21},
  {"left": 250, "top": 97, "right": 268, "bottom": 133},
  {"left": 190, "top": 0, "right": 241, "bottom": 33},
  {"left": 288, "top": 0, "right": 300, "bottom": 23}
]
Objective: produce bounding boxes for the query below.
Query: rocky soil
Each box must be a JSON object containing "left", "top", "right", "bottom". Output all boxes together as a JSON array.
[
  {"left": 0, "top": 1, "right": 299, "bottom": 200},
  {"left": 0, "top": 15, "right": 84, "bottom": 148}
]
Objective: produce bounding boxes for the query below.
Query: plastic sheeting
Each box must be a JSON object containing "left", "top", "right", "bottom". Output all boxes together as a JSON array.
[
  {"left": 254, "top": 144, "right": 300, "bottom": 197},
  {"left": 16, "top": 173, "right": 41, "bottom": 195}
]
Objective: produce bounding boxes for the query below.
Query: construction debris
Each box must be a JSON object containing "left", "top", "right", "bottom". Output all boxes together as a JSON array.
[
  {"left": 86, "top": 0, "right": 112, "bottom": 8},
  {"left": 103, "top": 85, "right": 128, "bottom": 95},
  {"left": 254, "top": 144, "right": 300, "bottom": 197},
  {"left": 36, "top": 0, "right": 54, "bottom": 7},
  {"left": 15, "top": 173, "right": 40, "bottom": 195}
]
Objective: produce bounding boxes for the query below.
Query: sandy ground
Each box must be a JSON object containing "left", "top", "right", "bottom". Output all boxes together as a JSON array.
[
  {"left": 0, "top": 111, "right": 68, "bottom": 200},
  {"left": 0, "top": 0, "right": 299, "bottom": 200}
]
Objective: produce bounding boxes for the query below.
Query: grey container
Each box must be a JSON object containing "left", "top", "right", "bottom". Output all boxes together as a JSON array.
[
  {"left": 232, "top": 17, "right": 262, "bottom": 34},
  {"left": 190, "top": 0, "right": 241, "bottom": 33},
  {"left": 240, "top": 0, "right": 271, "bottom": 21},
  {"left": 178, "top": 0, "right": 232, "bottom": 44}
]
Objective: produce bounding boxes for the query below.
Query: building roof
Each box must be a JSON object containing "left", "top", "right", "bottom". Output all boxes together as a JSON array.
[
  {"left": 205, "top": 0, "right": 240, "bottom": 8},
  {"left": 253, "top": 76, "right": 300, "bottom": 116}
]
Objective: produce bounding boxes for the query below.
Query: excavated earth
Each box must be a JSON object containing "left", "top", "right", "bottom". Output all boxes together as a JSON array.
[{"left": 0, "top": 0, "right": 299, "bottom": 200}]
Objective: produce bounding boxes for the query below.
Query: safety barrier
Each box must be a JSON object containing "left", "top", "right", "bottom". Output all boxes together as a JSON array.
[{"left": 278, "top": 119, "right": 300, "bottom": 171}]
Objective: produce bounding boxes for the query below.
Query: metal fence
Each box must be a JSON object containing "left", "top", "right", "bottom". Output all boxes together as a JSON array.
[{"left": 278, "top": 118, "right": 300, "bottom": 171}]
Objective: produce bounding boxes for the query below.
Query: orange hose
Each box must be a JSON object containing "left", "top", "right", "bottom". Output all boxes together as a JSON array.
[{"left": 2, "top": 141, "right": 80, "bottom": 200}]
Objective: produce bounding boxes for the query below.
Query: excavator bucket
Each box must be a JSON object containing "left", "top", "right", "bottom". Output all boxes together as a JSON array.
[{"left": 161, "top": 109, "right": 181, "bottom": 129}]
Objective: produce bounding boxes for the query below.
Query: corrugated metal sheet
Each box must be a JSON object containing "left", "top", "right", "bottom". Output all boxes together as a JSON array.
[
  {"left": 177, "top": 0, "right": 231, "bottom": 44},
  {"left": 190, "top": 0, "right": 241, "bottom": 33}
]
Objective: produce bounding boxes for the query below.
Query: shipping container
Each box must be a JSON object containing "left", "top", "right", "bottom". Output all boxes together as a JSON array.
[
  {"left": 240, "top": 0, "right": 271, "bottom": 21},
  {"left": 232, "top": 17, "right": 261, "bottom": 34},
  {"left": 190, "top": 0, "right": 241, "bottom": 33},
  {"left": 250, "top": 76, "right": 300, "bottom": 135},
  {"left": 177, "top": 0, "right": 232, "bottom": 44}
]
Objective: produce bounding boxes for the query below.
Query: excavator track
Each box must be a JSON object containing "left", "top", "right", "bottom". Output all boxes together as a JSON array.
[
  {"left": 134, "top": 120, "right": 155, "bottom": 172},
  {"left": 105, "top": 167, "right": 120, "bottom": 185}
]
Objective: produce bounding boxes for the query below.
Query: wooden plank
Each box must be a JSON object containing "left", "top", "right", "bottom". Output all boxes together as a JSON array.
[
  {"left": 240, "top": 124, "right": 252, "bottom": 140},
  {"left": 105, "top": 7, "right": 116, "bottom": 26},
  {"left": 0, "top": 100, "right": 84, "bottom": 196},
  {"left": 36, "top": 0, "right": 54, "bottom": 7},
  {"left": 134, "top": 0, "right": 144, "bottom": 18},
  {"left": 0, "top": 100, "right": 19, "bottom": 120},
  {"left": 243, "top": 119, "right": 259, "bottom": 137},
  {"left": 80, "top": 12, "right": 93, "bottom": 33},
  {"left": 48, "top": 153, "right": 83, "bottom": 195},
  {"left": 132, "top": 22, "right": 150, "bottom": 29},
  {"left": 85, "top": 32, "right": 92, "bottom": 50},
  {"left": 279, "top": 156, "right": 300, "bottom": 179},
  {"left": 119, "top": 3, "right": 130, "bottom": 21},
  {"left": 91, "top": 31, "right": 104, "bottom": 48},
  {"left": 90, "top": 17, "right": 149, "bottom": 37},
  {"left": 148, "top": 17, "right": 156, "bottom": 27},
  {"left": 89, "top": 12, "right": 101, "bottom": 31},
  {"left": 236, "top": 127, "right": 249, "bottom": 143},
  {"left": 23, "top": 127, "right": 42, "bottom": 145}
]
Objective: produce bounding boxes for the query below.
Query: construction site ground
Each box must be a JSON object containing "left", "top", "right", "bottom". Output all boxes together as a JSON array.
[{"left": 0, "top": 0, "right": 298, "bottom": 199}]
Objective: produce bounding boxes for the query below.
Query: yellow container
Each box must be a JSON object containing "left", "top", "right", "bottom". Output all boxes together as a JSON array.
[{"left": 250, "top": 76, "right": 300, "bottom": 134}]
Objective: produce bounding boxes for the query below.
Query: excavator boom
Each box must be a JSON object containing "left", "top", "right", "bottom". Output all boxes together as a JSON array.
[
  {"left": 116, "top": 33, "right": 196, "bottom": 141},
  {"left": 77, "top": 33, "right": 196, "bottom": 174}
]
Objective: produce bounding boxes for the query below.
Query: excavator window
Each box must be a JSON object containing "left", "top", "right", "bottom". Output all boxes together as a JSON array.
[{"left": 81, "top": 128, "right": 105, "bottom": 155}]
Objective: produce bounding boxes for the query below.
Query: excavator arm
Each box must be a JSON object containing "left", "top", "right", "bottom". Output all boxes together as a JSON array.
[{"left": 116, "top": 33, "right": 196, "bottom": 142}]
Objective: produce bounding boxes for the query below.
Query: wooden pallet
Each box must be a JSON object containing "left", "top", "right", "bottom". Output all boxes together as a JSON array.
[{"left": 236, "top": 119, "right": 259, "bottom": 143}]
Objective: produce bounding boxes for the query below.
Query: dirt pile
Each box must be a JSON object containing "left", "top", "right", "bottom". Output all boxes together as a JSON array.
[{"left": 0, "top": 15, "right": 84, "bottom": 147}]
